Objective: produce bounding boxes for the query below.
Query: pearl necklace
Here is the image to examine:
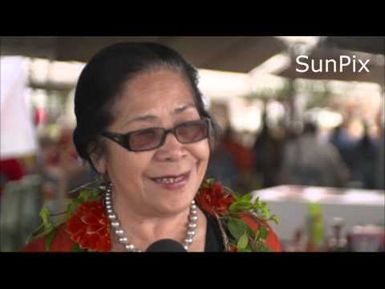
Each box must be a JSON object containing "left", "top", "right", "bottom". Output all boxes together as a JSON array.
[{"left": 102, "top": 183, "right": 198, "bottom": 252}]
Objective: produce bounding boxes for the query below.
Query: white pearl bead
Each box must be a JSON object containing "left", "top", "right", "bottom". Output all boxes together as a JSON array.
[
  {"left": 187, "top": 230, "right": 196, "bottom": 236},
  {"left": 184, "top": 238, "right": 193, "bottom": 244},
  {"left": 125, "top": 244, "right": 135, "bottom": 251},
  {"left": 115, "top": 229, "right": 124, "bottom": 236},
  {"left": 119, "top": 237, "right": 128, "bottom": 243}
]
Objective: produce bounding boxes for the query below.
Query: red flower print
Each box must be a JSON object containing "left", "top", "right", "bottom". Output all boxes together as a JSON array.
[
  {"left": 66, "top": 201, "right": 111, "bottom": 252},
  {"left": 196, "top": 181, "right": 235, "bottom": 216}
]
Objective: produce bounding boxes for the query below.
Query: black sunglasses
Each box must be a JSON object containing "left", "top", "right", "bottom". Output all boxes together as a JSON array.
[{"left": 101, "top": 118, "right": 210, "bottom": 152}]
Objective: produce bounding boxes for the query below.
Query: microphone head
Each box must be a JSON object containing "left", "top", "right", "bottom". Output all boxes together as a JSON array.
[{"left": 146, "top": 239, "right": 187, "bottom": 252}]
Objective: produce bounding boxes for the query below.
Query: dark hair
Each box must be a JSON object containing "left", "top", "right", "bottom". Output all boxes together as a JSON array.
[
  {"left": 73, "top": 42, "right": 219, "bottom": 170},
  {"left": 303, "top": 121, "right": 318, "bottom": 135}
]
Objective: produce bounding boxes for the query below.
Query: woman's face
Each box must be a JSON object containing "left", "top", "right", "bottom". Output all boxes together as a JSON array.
[{"left": 95, "top": 69, "right": 210, "bottom": 217}]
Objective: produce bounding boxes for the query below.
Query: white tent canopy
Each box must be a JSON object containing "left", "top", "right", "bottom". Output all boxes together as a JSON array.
[{"left": 1, "top": 56, "right": 38, "bottom": 158}]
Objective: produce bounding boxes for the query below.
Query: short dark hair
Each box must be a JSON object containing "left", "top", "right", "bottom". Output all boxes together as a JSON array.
[
  {"left": 73, "top": 42, "right": 219, "bottom": 170},
  {"left": 303, "top": 121, "right": 318, "bottom": 135}
]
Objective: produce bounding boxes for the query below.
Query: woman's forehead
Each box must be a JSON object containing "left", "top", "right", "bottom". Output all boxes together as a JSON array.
[
  {"left": 113, "top": 70, "right": 196, "bottom": 119},
  {"left": 124, "top": 69, "right": 191, "bottom": 97}
]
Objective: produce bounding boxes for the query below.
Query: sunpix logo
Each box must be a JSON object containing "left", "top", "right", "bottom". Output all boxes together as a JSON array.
[{"left": 296, "top": 55, "right": 370, "bottom": 73}]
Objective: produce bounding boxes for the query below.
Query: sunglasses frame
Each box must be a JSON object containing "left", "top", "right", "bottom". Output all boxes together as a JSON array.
[{"left": 101, "top": 117, "right": 211, "bottom": 152}]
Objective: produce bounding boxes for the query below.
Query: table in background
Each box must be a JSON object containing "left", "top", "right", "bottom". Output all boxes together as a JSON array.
[{"left": 252, "top": 185, "right": 385, "bottom": 245}]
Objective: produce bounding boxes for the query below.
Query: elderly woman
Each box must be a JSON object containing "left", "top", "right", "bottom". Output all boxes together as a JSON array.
[{"left": 23, "top": 42, "right": 281, "bottom": 252}]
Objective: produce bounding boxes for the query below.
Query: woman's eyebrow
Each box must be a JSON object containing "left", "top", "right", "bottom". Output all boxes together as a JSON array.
[
  {"left": 173, "top": 102, "right": 196, "bottom": 114},
  {"left": 123, "top": 103, "right": 196, "bottom": 127},
  {"left": 123, "top": 114, "right": 158, "bottom": 126}
]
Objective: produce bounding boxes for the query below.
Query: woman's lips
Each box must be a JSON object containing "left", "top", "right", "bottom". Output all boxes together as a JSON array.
[{"left": 149, "top": 171, "right": 191, "bottom": 190}]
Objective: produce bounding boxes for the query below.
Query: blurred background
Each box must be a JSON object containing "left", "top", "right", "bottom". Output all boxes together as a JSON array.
[{"left": 1, "top": 36, "right": 384, "bottom": 252}]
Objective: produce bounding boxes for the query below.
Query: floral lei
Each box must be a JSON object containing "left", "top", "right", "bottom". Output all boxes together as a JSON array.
[{"left": 34, "top": 178, "right": 279, "bottom": 252}]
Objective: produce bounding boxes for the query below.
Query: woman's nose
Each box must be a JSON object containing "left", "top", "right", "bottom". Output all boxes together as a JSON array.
[{"left": 154, "top": 132, "right": 186, "bottom": 161}]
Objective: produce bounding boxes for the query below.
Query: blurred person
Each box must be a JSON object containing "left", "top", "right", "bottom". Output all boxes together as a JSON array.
[
  {"left": 375, "top": 112, "right": 384, "bottom": 190},
  {"left": 279, "top": 121, "right": 349, "bottom": 187},
  {"left": 329, "top": 122, "right": 356, "bottom": 172},
  {"left": 253, "top": 113, "right": 285, "bottom": 188},
  {"left": 350, "top": 123, "right": 380, "bottom": 189},
  {"left": 206, "top": 127, "right": 240, "bottom": 190},
  {"left": 207, "top": 127, "right": 257, "bottom": 193},
  {"left": 23, "top": 42, "right": 281, "bottom": 252},
  {"left": 209, "top": 127, "right": 256, "bottom": 193}
]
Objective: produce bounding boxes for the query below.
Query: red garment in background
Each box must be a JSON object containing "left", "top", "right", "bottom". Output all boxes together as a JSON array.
[
  {"left": 33, "top": 107, "right": 46, "bottom": 126},
  {"left": 0, "top": 158, "right": 25, "bottom": 196},
  {"left": 0, "top": 158, "right": 25, "bottom": 181},
  {"left": 222, "top": 139, "right": 255, "bottom": 172}
]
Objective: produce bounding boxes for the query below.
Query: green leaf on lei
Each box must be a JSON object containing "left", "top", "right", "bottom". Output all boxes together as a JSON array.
[
  {"left": 39, "top": 207, "right": 54, "bottom": 232},
  {"left": 78, "top": 188, "right": 101, "bottom": 202},
  {"left": 229, "top": 193, "right": 254, "bottom": 213},
  {"left": 29, "top": 207, "right": 60, "bottom": 241},
  {"left": 270, "top": 215, "right": 280, "bottom": 224},
  {"left": 203, "top": 178, "right": 215, "bottom": 186},
  {"left": 238, "top": 193, "right": 252, "bottom": 202},
  {"left": 227, "top": 218, "right": 248, "bottom": 240},
  {"left": 227, "top": 217, "right": 254, "bottom": 240},
  {"left": 229, "top": 200, "right": 253, "bottom": 213},
  {"left": 260, "top": 225, "right": 268, "bottom": 240},
  {"left": 72, "top": 243, "right": 85, "bottom": 252},
  {"left": 67, "top": 188, "right": 101, "bottom": 217},
  {"left": 44, "top": 227, "right": 58, "bottom": 251},
  {"left": 237, "top": 233, "right": 249, "bottom": 249}
]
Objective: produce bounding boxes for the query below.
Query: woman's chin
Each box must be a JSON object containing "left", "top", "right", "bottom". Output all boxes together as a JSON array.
[{"left": 144, "top": 182, "right": 195, "bottom": 213}]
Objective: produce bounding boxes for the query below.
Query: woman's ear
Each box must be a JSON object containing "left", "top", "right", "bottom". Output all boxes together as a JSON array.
[{"left": 90, "top": 152, "right": 107, "bottom": 175}]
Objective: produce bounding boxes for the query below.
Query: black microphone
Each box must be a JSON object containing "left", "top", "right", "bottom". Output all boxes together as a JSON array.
[{"left": 146, "top": 239, "right": 187, "bottom": 252}]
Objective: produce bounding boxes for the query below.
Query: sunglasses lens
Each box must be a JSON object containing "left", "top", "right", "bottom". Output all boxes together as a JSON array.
[
  {"left": 129, "top": 128, "right": 163, "bottom": 151},
  {"left": 175, "top": 120, "right": 208, "bottom": 144}
]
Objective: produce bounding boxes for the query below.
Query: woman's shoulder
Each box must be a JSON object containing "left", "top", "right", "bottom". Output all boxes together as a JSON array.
[
  {"left": 21, "top": 223, "right": 77, "bottom": 252},
  {"left": 22, "top": 200, "right": 111, "bottom": 252},
  {"left": 22, "top": 184, "right": 111, "bottom": 252}
]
